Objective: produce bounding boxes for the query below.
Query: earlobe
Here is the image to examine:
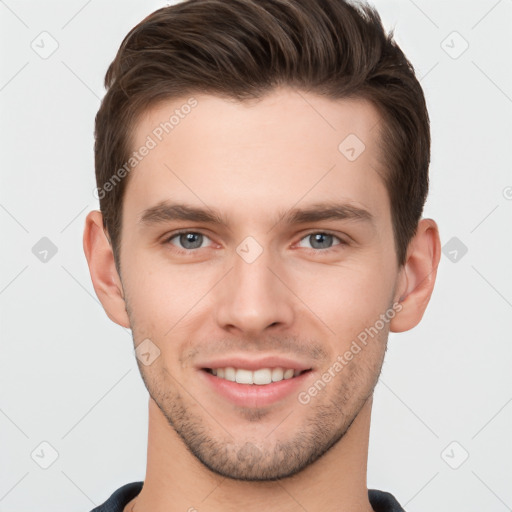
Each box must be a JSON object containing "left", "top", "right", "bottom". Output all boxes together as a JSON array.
[
  {"left": 83, "top": 210, "right": 131, "bottom": 328},
  {"left": 390, "top": 218, "right": 441, "bottom": 333}
]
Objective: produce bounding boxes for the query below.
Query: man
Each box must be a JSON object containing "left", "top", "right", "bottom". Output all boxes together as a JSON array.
[{"left": 83, "top": 0, "right": 441, "bottom": 510}]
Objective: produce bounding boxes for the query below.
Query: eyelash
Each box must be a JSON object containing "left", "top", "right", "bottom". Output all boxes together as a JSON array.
[{"left": 163, "top": 229, "right": 348, "bottom": 255}]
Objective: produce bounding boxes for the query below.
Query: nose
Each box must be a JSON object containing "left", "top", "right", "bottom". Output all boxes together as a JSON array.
[{"left": 214, "top": 245, "right": 295, "bottom": 337}]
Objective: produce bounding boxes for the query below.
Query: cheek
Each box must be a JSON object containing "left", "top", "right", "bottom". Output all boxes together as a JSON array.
[
  {"left": 290, "top": 257, "right": 396, "bottom": 338},
  {"left": 122, "top": 251, "right": 215, "bottom": 334}
]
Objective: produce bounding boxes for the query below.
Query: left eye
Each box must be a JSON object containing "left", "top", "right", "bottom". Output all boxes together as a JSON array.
[{"left": 297, "top": 232, "right": 344, "bottom": 251}]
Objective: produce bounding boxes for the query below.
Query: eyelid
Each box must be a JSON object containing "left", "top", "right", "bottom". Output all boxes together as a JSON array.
[{"left": 299, "top": 229, "right": 347, "bottom": 241}]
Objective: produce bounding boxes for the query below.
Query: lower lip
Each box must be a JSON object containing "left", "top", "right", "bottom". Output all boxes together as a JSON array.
[{"left": 200, "top": 369, "right": 312, "bottom": 408}]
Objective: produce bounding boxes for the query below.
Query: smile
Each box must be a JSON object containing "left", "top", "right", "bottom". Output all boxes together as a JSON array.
[{"left": 204, "top": 367, "right": 312, "bottom": 385}]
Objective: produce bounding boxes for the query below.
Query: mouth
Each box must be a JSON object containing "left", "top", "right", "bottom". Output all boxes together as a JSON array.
[
  {"left": 202, "top": 367, "right": 312, "bottom": 385},
  {"left": 199, "top": 366, "right": 314, "bottom": 408}
]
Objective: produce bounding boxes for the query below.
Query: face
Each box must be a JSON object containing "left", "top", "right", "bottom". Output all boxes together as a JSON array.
[{"left": 117, "top": 88, "right": 402, "bottom": 480}]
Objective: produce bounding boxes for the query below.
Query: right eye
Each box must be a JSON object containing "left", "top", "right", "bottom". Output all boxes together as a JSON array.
[{"left": 164, "top": 231, "right": 214, "bottom": 252}]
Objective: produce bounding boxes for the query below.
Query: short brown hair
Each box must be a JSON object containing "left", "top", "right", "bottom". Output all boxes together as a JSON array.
[{"left": 94, "top": 0, "right": 430, "bottom": 271}]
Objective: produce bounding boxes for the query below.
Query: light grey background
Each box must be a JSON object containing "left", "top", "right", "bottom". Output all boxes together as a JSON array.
[{"left": 1, "top": 0, "right": 511, "bottom": 510}]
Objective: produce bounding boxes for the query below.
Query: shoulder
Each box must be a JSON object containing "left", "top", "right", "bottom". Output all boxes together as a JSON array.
[
  {"left": 88, "top": 481, "right": 144, "bottom": 512},
  {"left": 368, "top": 488, "right": 406, "bottom": 512}
]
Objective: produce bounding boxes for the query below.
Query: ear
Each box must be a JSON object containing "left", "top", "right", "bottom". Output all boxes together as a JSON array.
[
  {"left": 390, "top": 218, "right": 441, "bottom": 333},
  {"left": 83, "top": 210, "right": 130, "bottom": 328}
]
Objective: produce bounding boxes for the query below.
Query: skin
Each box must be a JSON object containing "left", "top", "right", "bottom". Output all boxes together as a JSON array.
[{"left": 83, "top": 87, "right": 441, "bottom": 512}]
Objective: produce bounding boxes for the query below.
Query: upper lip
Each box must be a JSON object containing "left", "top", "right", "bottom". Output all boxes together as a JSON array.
[{"left": 197, "top": 355, "right": 313, "bottom": 372}]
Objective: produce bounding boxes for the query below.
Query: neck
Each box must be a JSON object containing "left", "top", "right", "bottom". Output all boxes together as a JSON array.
[{"left": 129, "top": 396, "right": 374, "bottom": 512}]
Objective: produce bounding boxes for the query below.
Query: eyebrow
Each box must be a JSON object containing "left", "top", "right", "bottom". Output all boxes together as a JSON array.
[{"left": 138, "top": 200, "right": 375, "bottom": 228}]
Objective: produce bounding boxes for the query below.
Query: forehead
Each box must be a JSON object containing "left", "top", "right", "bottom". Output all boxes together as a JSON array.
[{"left": 124, "top": 88, "right": 390, "bottom": 228}]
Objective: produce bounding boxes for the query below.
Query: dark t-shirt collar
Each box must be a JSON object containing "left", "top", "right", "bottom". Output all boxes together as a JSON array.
[{"left": 89, "top": 481, "right": 406, "bottom": 512}]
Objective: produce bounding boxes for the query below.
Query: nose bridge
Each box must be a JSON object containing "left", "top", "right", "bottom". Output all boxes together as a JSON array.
[{"left": 215, "top": 240, "right": 294, "bottom": 334}]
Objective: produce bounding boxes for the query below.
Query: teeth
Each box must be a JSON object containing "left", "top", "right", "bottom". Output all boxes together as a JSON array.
[
  {"left": 271, "top": 367, "right": 283, "bottom": 381},
  {"left": 225, "top": 367, "right": 236, "bottom": 381},
  {"left": 235, "top": 368, "right": 253, "bottom": 384},
  {"left": 210, "top": 367, "right": 303, "bottom": 385},
  {"left": 284, "top": 369, "right": 294, "bottom": 379},
  {"left": 253, "top": 369, "right": 272, "bottom": 385}
]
